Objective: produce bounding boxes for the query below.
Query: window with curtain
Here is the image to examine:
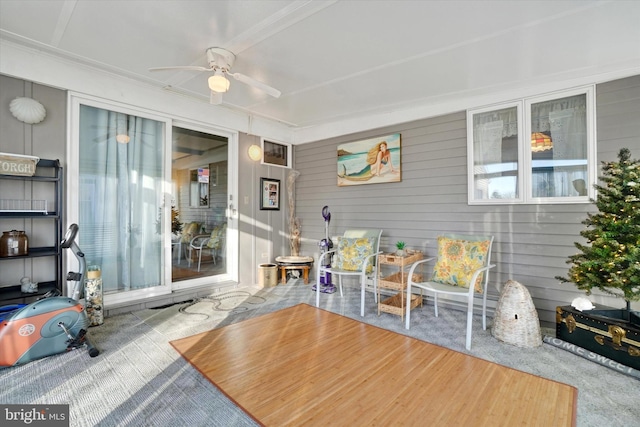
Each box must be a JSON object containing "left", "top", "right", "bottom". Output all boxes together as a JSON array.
[
  {"left": 467, "top": 86, "right": 595, "bottom": 204},
  {"left": 78, "top": 104, "right": 165, "bottom": 293},
  {"left": 469, "top": 103, "right": 521, "bottom": 201}
]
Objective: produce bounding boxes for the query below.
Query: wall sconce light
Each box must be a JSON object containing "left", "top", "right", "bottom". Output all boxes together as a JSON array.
[
  {"left": 9, "top": 97, "right": 47, "bottom": 124},
  {"left": 208, "top": 70, "right": 230, "bottom": 93},
  {"left": 248, "top": 144, "right": 262, "bottom": 161}
]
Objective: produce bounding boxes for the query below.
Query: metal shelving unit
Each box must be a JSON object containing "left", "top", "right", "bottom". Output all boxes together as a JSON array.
[{"left": 0, "top": 159, "right": 63, "bottom": 304}]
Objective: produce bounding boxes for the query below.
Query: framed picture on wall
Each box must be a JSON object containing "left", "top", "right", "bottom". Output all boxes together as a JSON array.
[
  {"left": 261, "top": 138, "right": 291, "bottom": 168},
  {"left": 260, "top": 177, "right": 280, "bottom": 210},
  {"left": 337, "top": 133, "right": 401, "bottom": 186}
]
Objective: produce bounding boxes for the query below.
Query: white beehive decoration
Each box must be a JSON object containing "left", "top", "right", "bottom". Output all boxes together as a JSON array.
[{"left": 492, "top": 280, "right": 542, "bottom": 348}]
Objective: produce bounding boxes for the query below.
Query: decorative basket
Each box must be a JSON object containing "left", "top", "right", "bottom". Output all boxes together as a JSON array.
[
  {"left": 492, "top": 280, "right": 542, "bottom": 348},
  {"left": 380, "top": 271, "right": 423, "bottom": 291},
  {"left": 0, "top": 199, "right": 47, "bottom": 213},
  {"left": 380, "top": 250, "right": 422, "bottom": 266},
  {"left": 379, "top": 292, "right": 422, "bottom": 317}
]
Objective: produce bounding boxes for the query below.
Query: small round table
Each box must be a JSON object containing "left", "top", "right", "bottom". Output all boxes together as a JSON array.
[{"left": 275, "top": 256, "right": 314, "bottom": 284}]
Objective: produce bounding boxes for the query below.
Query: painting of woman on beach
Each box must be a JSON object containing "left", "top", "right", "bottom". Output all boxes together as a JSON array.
[{"left": 337, "top": 133, "right": 401, "bottom": 186}]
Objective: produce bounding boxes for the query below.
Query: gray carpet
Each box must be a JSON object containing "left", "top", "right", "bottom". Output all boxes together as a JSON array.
[
  {"left": 1, "top": 281, "right": 638, "bottom": 426},
  {"left": 133, "top": 287, "right": 282, "bottom": 340}
]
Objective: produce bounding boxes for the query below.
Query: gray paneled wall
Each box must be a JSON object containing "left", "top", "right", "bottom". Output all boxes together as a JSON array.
[
  {"left": 293, "top": 75, "right": 640, "bottom": 325},
  {"left": 237, "top": 133, "right": 289, "bottom": 287},
  {"left": 0, "top": 75, "right": 67, "bottom": 287}
]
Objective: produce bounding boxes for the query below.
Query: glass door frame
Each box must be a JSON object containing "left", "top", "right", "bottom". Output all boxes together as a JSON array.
[
  {"left": 68, "top": 93, "right": 238, "bottom": 306},
  {"left": 170, "top": 119, "right": 238, "bottom": 291}
]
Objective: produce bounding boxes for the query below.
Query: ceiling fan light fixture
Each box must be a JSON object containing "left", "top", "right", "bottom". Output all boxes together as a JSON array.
[
  {"left": 150, "top": 47, "right": 279, "bottom": 99},
  {"left": 208, "top": 71, "right": 230, "bottom": 93},
  {"left": 116, "top": 133, "right": 130, "bottom": 144}
]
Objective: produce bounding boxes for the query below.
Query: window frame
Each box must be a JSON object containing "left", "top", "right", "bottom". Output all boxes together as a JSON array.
[
  {"left": 261, "top": 138, "right": 292, "bottom": 168},
  {"left": 466, "top": 100, "right": 523, "bottom": 204},
  {"left": 467, "top": 85, "right": 596, "bottom": 205}
]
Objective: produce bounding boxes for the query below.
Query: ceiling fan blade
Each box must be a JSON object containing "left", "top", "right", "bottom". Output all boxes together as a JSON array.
[
  {"left": 210, "top": 90, "right": 223, "bottom": 105},
  {"left": 229, "top": 72, "right": 281, "bottom": 98},
  {"left": 149, "top": 66, "right": 213, "bottom": 72}
]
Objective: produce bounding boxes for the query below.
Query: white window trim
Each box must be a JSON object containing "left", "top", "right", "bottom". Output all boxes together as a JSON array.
[
  {"left": 466, "top": 100, "right": 523, "bottom": 205},
  {"left": 524, "top": 86, "right": 597, "bottom": 204},
  {"left": 467, "top": 85, "right": 596, "bottom": 205}
]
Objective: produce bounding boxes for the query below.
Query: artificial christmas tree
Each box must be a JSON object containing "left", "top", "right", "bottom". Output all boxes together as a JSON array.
[
  {"left": 556, "top": 147, "right": 640, "bottom": 318},
  {"left": 556, "top": 148, "right": 640, "bottom": 369}
]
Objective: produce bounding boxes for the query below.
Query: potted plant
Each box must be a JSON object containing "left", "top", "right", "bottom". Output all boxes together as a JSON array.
[
  {"left": 555, "top": 148, "right": 640, "bottom": 369},
  {"left": 155, "top": 205, "right": 183, "bottom": 238},
  {"left": 171, "top": 205, "right": 183, "bottom": 236},
  {"left": 395, "top": 241, "right": 406, "bottom": 257}
]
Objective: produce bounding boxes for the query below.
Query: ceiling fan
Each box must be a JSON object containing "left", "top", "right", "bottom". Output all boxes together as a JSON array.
[{"left": 149, "top": 47, "right": 281, "bottom": 105}]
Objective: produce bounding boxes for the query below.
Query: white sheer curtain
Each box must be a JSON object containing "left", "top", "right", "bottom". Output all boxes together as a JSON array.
[
  {"left": 472, "top": 108, "right": 519, "bottom": 138},
  {"left": 534, "top": 94, "right": 587, "bottom": 160},
  {"left": 531, "top": 94, "right": 588, "bottom": 198},
  {"left": 79, "top": 105, "right": 164, "bottom": 293},
  {"left": 472, "top": 106, "right": 519, "bottom": 200}
]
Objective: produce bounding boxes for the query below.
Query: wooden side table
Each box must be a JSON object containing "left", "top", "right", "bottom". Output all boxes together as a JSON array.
[
  {"left": 275, "top": 256, "right": 314, "bottom": 284},
  {"left": 378, "top": 251, "right": 424, "bottom": 320},
  {"left": 278, "top": 264, "right": 312, "bottom": 284}
]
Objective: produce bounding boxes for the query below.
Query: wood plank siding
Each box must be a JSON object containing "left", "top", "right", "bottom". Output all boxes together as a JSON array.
[{"left": 293, "top": 75, "right": 640, "bottom": 325}]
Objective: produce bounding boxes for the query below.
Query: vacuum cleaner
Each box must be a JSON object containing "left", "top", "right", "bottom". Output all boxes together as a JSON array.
[
  {"left": 312, "top": 205, "right": 336, "bottom": 294},
  {"left": 0, "top": 223, "right": 99, "bottom": 367}
]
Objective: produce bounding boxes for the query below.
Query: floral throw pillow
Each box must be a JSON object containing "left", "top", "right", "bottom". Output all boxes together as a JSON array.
[
  {"left": 181, "top": 222, "right": 202, "bottom": 244},
  {"left": 206, "top": 223, "right": 226, "bottom": 249},
  {"left": 431, "top": 236, "right": 491, "bottom": 293},
  {"left": 336, "top": 237, "right": 375, "bottom": 273}
]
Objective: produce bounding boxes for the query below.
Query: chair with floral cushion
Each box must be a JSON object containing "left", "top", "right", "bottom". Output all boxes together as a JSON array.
[
  {"left": 188, "top": 223, "right": 226, "bottom": 272},
  {"left": 315, "top": 229, "right": 383, "bottom": 316},
  {"left": 405, "top": 234, "right": 495, "bottom": 350},
  {"left": 180, "top": 221, "right": 202, "bottom": 262}
]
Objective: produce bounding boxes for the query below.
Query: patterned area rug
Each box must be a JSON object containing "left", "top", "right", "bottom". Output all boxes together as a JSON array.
[{"left": 133, "top": 287, "right": 282, "bottom": 339}]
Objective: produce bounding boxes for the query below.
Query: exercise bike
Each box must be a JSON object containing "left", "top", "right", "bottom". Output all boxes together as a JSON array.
[{"left": 0, "top": 223, "right": 99, "bottom": 367}]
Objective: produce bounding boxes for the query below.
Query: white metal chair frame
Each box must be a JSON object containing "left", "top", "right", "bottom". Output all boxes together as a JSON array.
[
  {"left": 405, "top": 234, "right": 495, "bottom": 350},
  {"left": 315, "top": 229, "right": 383, "bottom": 317},
  {"left": 171, "top": 238, "right": 182, "bottom": 264},
  {"left": 188, "top": 234, "right": 220, "bottom": 272}
]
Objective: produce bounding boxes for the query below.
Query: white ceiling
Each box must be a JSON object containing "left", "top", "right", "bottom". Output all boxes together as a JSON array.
[{"left": 1, "top": 0, "right": 640, "bottom": 143}]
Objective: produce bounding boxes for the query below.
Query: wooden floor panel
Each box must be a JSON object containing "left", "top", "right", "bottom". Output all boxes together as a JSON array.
[{"left": 171, "top": 303, "right": 576, "bottom": 426}]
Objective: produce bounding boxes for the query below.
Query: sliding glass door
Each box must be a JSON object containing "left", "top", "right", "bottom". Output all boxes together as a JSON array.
[
  {"left": 76, "top": 104, "right": 167, "bottom": 295},
  {"left": 71, "top": 96, "right": 239, "bottom": 304},
  {"left": 170, "top": 125, "right": 229, "bottom": 285}
]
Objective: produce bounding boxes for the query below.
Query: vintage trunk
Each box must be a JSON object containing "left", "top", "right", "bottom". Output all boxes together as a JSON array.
[{"left": 556, "top": 305, "right": 640, "bottom": 370}]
